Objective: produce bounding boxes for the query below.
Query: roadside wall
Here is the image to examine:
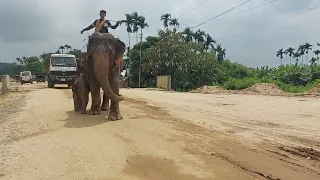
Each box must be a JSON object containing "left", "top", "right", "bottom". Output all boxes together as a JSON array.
[
  {"left": 156, "top": 76, "right": 171, "bottom": 90},
  {"left": 1, "top": 75, "right": 11, "bottom": 93}
]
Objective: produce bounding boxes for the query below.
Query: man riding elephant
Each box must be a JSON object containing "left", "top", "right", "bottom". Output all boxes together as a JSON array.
[{"left": 80, "top": 10, "right": 121, "bottom": 34}]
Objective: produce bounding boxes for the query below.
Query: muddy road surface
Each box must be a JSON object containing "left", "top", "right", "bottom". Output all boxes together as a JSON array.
[{"left": 0, "top": 84, "right": 319, "bottom": 180}]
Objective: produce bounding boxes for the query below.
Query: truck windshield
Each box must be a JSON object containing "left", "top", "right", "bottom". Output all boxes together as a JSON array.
[
  {"left": 21, "top": 72, "right": 31, "bottom": 76},
  {"left": 51, "top": 57, "right": 76, "bottom": 67}
]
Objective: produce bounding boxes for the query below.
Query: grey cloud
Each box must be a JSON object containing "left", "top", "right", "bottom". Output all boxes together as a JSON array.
[
  {"left": 0, "top": 0, "right": 53, "bottom": 43},
  {"left": 0, "top": 0, "right": 320, "bottom": 67}
]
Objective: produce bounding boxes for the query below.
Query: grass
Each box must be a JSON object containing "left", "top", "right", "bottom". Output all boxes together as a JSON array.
[{"left": 222, "top": 77, "right": 320, "bottom": 93}]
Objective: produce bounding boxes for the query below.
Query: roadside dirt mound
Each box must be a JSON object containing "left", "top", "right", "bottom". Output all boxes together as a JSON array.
[
  {"left": 190, "top": 85, "right": 228, "bottom": 94},
  {"left": 306, "top": 85, "right": 320, "bottom": 95},
  {"left": 241, "top": 83, "right": 286, "bottom": 96}
]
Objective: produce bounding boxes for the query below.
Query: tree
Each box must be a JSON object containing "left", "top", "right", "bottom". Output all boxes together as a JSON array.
[
  {"left": 58, "top": 45, "right": 65, "bottom": 53},
  {"left": 293, "top": 52, "right": 300, "bottom": 65},
  {"left": 310, "top": 57, "right": 318, "bottom": 65},
  {"left": 204, "top": 34, "right": 216, "bottom": 52},
  {"left": 160, "top": 13, "right": 171, "bottom": 30},
  {"left": 25, "top": 56, "right": 44, "bottom": 73},
  {"left": 136, "top": 15, "right": 149, "bottom": 88},
  {"left": 304, "top": 43, "right": 312, "bottom": 64},
  {"left": 64, "top": 44, "right": 72, "bottom": 53},
  {"left": 314, "top": 50, "right": 320, "bottom": 59},
  {"left": 182, "top": 27, "right": 194, "bottom": 42},
  {"left": 297, "top": 45, "right": 305, "bottom": 64},
  {"left": 169, "top": 18, "right": 179, "bottom": 32},
  {"left": 194, "top": 29, "right": 205, "bottom": 43},
  {"left": 285, "top": 47, "right": 295, "bottom": 65},
  {"left": 121, "top": 13, "right": 134, "bottom": 59},
  {"left": 216, "top": 44, "right": 226, "bottom": 63},
  {"left": 131, "top": 12, "right": 140, "bottom": 43},
  {"left": 276, "top": 48, "right": 285, "bottom": 66}
]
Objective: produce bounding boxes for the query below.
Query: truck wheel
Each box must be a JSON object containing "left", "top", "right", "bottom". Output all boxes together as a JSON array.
[{"left": 48, "top": 81, "right": 54, "bottom": 88}]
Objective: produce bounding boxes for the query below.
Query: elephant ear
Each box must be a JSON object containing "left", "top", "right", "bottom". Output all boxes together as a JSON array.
[{"left": 114, "top": 39, "right": 126, "bottom": 59}]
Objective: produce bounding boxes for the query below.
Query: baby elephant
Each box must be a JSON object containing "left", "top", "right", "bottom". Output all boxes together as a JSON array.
[{"left": 72, "top": 75, "right": 89, "bottom": 114}]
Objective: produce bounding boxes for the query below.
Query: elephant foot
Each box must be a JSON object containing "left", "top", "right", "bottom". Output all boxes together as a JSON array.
[
  {"left": 101, "top": 105, "right": 109, "bottom": 111},
  {"left": 81, "top": 109, "right": 87, "bottom": 114},
  {"left": 89, "top": 109, "right": 100, "bottom": 115},
  {"left": 108, "top": 109, "right": 123, "bottom": 121}
]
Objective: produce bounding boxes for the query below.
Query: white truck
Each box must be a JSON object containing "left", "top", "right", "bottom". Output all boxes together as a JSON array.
[
  {"left": 20, "top": 71, "right": 33, "bottom": 85},
  {"left": 46, "top": 54, "right": 77, "bottom": 88}
]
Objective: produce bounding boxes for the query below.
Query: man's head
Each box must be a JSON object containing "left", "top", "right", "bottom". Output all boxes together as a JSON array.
[{"left": 100, "top": 10, "right": 106, "bottom": 19}]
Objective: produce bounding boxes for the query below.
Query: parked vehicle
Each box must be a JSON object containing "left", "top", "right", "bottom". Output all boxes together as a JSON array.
[
  {"left": 20, "top": 71, "right": 33, "bottom": 85},
  {"left": 35, "top": 74, "right": 46, "bottom": 83}
]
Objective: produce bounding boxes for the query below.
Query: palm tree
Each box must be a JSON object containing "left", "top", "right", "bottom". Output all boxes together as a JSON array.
[
  {"left": 310, "top": 57, "right": 318, "bottom": 65},
  {"left": 285, "top": 47, "right": 295, "bottom": 65},
  {"left": 297, "top": 45, "right": 305, "bottom": 64},
  {"left": 204, "top": 34, "right": 216, "bottom": 52},
  {"left": 182, "top": 27, "right": 194, "bottom": 42},
  {"left": 216, "top": 44, "right": 226, "bottom": 63},
  {"left": 160, "top": 13, "right": 171, "bottom": 30},
  {"left": 131, "top": 12, "right": 140, "bottom": 43},
  {"left": 194, "top": 29, "right": 205, "bottom": 43},
  {"left": 136, "top": 15, "right": 149, "bottom": 88},
  {"left": 169, "top": 18, "right": 179, "bottom": 32},
  {"left": 276, "top": 48, "right": 285, "bottom": 66},
  {"left": 314, "top": 50, "right": 320, "bottom": 59},
  {"left": 64, "top": 44, "right": 72, "bottom": 53},
  {"left": 304, "top": 43, "right": 312, "bottom": 63},
  {"left": 121, "top": 14, "right": 134, "bottom": 57},
  {"left": 293, "top": 52, "right": 300, "bottom": 65},
  {"left": 58, "top": 45, "right": 65, "bottom": 53}
]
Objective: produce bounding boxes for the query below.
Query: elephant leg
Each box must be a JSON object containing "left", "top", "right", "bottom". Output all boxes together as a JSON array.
[
  {"left": 89, "top": 80, "right": 101, "bottom": 115},
  {"left": 108, "top": 71, "right": 122, "bottom": 120},
  {"left": 73, "top": 91, "right": 81, "bottom": 111},
  {"left": 101, "top": 93, "right": 110, "bottom": 111},
  {"left": 79, "top": 89, "right": 89, "bottom": 114}
]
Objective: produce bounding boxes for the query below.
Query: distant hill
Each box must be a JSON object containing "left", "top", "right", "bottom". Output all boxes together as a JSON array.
[{"left": 0, "top": 62, "right": 18, "bottom": 76}]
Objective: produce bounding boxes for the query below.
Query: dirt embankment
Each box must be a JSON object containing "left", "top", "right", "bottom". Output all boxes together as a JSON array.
[{"left": 191, "top": 83, "right": 320, "bottom": 96}]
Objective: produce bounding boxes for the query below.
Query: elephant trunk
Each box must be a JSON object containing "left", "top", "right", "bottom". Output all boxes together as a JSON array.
[{"left": 93, "top": 46, "right": 124, "bottom": 103}]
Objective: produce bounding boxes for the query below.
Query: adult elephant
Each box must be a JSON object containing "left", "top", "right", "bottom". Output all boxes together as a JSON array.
[{"left": 84, "top": 32, "right": 125, "bottom": 120}]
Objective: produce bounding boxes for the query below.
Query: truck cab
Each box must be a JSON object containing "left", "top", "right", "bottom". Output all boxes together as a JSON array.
[{"left": 47, "top": 54, "right": 77, "bottom": 88}]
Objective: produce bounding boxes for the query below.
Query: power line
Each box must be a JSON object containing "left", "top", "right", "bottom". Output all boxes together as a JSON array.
[
  {"left": 177, "top": 0, "right": 211, "bottom": 19},
  {"left": 186, "top": 0, "right": 280, "bottom": 28},
  {"left": 172, "top": 0, "right": 195, "bottom": 16},
  {"left": 144, "top": 0, "right": 167, "bottom": 16},
  {"left": 144, "top": 0, "right": 258, "bottom": 36},
  {"left": 190, "top": 0, "right": 253, "bottom": 29},
  {"left": 217, "top": 4, "right": 320, "bottom": 41}
]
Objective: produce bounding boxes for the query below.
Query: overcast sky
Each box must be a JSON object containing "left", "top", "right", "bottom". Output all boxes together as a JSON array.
[{"left": 0, "top": 0, "right": 319, "bottom": 67}]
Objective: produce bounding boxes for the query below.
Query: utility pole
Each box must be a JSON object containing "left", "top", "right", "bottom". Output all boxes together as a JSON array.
[{"left": 138, "top": 30, "right": 143, "bottom": 88}]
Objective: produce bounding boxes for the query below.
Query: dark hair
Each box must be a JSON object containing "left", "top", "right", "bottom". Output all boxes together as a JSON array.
[{"left": 100, "top": 10, "right": 106, "bottom": 14}]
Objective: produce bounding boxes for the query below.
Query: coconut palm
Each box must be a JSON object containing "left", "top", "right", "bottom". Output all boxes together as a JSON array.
[
  {"left": 131, "top": 12, "right": 140, "bottom": 43},
  {"left": 204, "top": 34, "right": 216, "bottom": 52},
  {"left": 58, "top": 45, "right": 65, "bottom": 53},
  {"left": 310, "top": 57, "right": 318, "bottom": 65},
  {"left": 314, "top": 50, "right": 320, "bottom": 59},
  {"left": 216, "top": 44, "right": 226, "bottom": 63},
  {"left": 182, "top": 27, "right": 194, "bottom": 42},
  {"left": 276, "top": 48, "right": 285, "bottom": 65},
  {"left": 121, "top": 14, "right": 134, "bottom": 56},
  {"left": 194, "top": 29, "right": 205, "bottom": 43},
  {"left": 169, "top": 18, "right": 179, "bottom": 32},
  {"left": 160, "top": 13, "right": 171, "bottom": 30},
  {"left": 304, "top": 43, "right": 312, "bottom": 63},
  {"left": 285, "top": 47, "right": 295, "bottom": 65},
  {"left": 64, "top": 44, "right": 72, "bottom": 53},
  {"left": 293, "top": 52, "right": 300, "bottom": 65},
  {"left": 136, "top": 15, "right": 149, "bottom": 88}
]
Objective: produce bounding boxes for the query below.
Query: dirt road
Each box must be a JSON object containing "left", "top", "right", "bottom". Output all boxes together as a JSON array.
[{"left": 0, "top": 84, "right": 319, "bottom": 180}]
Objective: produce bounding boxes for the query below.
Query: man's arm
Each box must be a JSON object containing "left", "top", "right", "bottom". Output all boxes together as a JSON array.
[
  {"left": 106, "top": 20, "right": 121, "bottom": 29},
  {"left": 81, "top": 20, "right": 97, "bottom": 34}
]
